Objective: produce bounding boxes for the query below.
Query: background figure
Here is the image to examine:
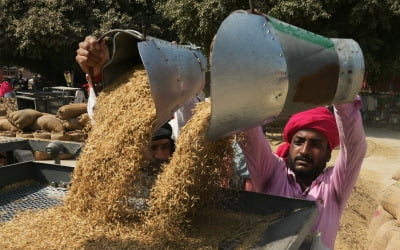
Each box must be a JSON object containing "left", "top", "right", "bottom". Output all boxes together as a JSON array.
[
  {"left": 0, "top": 69, "right": 15, "bottom": 98},
  {"left": 168, "top": 92, "right": 205, "bottom": 141},
  {"left": 231, "top": 138, "right": 250, "bottom": 189},
  {"left": 135, "top": 122, "right": 176, "bottom": 199},
  {"left": 364, "top": 93, "right": 378, "bottom": 126},
  {"left": 64, "top": 70, "right": 73, "bottom": 87},
  {"left": 145, "top": 122, "right": 175, "bottom": 176},
  {"left": 27, "top": 77, "right": 35, "bottom": 91}
]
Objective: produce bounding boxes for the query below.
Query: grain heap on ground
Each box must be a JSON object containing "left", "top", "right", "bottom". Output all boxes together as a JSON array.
[{"left": 0, "top": 66, "right": 274, "bottom": 249}]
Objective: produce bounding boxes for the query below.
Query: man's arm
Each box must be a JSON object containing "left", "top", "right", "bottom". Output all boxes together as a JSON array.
[
  {"left": 331, "top": 97, "right": 367, "bottom": 206},
  {"left": 239, "top": 126, "right": 284, "bottom": 192}
]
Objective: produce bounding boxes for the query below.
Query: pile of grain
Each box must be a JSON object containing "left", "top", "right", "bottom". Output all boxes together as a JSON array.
[
  {"left": 65, "top": 66, "right": 156, "bottom": 223},
  {"left": 143, "top": 101, "right": 234, "bottom": 241},
  {"left": 0, "top": 66, "right": 267, "bottom": 249}
]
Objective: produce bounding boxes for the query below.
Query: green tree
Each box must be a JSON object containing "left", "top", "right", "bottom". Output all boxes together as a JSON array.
[
  {"left": 0, "top": 0, "right": 399, "bottom": 88},
  {"left": 155, "top": 0, "right": 269, "bottom": 56},
  {"left": 157, "top": 0, "right": 400, "bottom": 86},
  {"left": 0, "top": 0, "right": 174, "bottom": 85},
  {"left": 268, "top": 0, "right": 400, "bottom": 84}
]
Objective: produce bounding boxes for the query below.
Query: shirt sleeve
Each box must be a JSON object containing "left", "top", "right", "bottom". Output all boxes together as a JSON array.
[
  {"left": 238, "top": 126, "right": 284, "bottom": 192},
  {"left": 0, "top": 83, "right": 6, "bottom": 97},
  {"left": 172, "top": 97, "right": 200, "bottom": 139},
  {"left": 176, "top": 97, "right": 199, "bottom": 128},
  {"left": 331, "top": 97, "right": 367, "bottom": 207}
]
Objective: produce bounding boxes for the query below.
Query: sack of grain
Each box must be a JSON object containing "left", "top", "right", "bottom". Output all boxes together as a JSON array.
[
  {"left": 0, "top": 131, "right": 16, "bottom": 137},
  {"left": 393, "top": 168, "right": 400, "bottom": 181},
  {"left": 67, "top": 131, "right": 85, "bottom": 142},
  {"left": 31, "top": 115, "right": 64, "bottom": 132},
  {"left": 7, "top": 109, "right": 42, "bottom": 129},
  {"left": 63, "top": 118, "right": 84, "bottom": 131},
  {"left": 32, "top": 131, "right": 51, "bottom": 140},
  {"left": 59, "top": 153, "right": 75, "bottom": 160},
  {"left": 34, "top": 151, "right": 73, "bottom": 160},
  {"left": 386, "top": 233, "right": 400, "bottom": 250},
  {"left": 57, "top": 103, "right": 87, "bottom": 120},
  {"left": 16, "top": 131, "right": 34, "bottom": 138},
  {"left": 379, "top": 181, "right": 400, "bottom": 219},
  {"left": 33, "top": 151, "right": 52, "bottom": 160},
  {"left": 51, "top": 131, "right": 71, "bottom": 141},
  {"left": 0, "top": 118, "right": 18, "bottom": 132},
  {"left": 368, "top": 220, "right": 400, "bottom": 250},
  {"left": 77, "top": 113, "right": 90, "bottom": 127},
  {"left": 368, "top": 205, "right": 395, "bottom": 242}
]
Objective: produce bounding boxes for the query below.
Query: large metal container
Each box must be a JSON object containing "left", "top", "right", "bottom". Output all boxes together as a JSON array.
[
  {"left": 207, "top": 10, "right": 364, "bottom": 140},
  {"left": 101, "top": 30, "right": 208, "bottom": 131},
  {"left": 0, "top": 162, "right": 73, "bottom": 222}
]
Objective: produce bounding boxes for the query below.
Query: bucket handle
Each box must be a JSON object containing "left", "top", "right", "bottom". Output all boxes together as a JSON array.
[{"left": 88, "top": 29, "right": 145, "bottom": 93}]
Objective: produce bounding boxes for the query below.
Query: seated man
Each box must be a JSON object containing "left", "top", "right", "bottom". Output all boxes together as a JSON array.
[{"left": 239, "top": 98, "right": 367, "bottom": 249}]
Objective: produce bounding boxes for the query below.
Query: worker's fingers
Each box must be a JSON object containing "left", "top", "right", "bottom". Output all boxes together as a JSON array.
[
  {"left": 75, "top": 54, "right": 90, "bottom": 73},
  {"left": 76, "top": 36, "right": 110, "bottom": 76}
]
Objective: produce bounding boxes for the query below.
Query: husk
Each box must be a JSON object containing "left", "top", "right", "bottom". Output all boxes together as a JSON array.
[{"left": 0, "top": 66, "right": 270, "bottom": 249}]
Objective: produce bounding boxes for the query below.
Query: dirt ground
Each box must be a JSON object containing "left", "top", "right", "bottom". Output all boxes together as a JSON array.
[{"left": 331, "top": 127, "right": 400, "bottom": 250}]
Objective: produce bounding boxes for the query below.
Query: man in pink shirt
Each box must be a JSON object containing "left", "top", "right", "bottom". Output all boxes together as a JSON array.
[{"left": 239, "top": 98, "right": 367, "bottom": 249}]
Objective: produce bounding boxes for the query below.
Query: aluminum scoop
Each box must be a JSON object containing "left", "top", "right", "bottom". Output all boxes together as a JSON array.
[
  {"left": 99, "top": 29, "right": 207, "bottom": 131},
  {"left": 207, "top": 10, "right": 364, "bottom": 140}
]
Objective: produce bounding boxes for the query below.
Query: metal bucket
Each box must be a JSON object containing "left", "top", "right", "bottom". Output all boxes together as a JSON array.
[
  {"left": 207, "top": 11, "right": 364, "bottom": 140},
  {"left": 101, "top": 30, "right": 208, "bottom": 131}
]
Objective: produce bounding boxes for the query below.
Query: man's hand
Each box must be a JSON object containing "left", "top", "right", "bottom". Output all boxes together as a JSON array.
[{"left": 76, "top": 36, "right": 110, "bottom": 77}]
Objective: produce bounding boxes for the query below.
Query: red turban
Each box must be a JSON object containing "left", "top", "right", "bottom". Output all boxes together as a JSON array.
[{"left": 275, "top": 107, "right": 339, "bottom": 157}]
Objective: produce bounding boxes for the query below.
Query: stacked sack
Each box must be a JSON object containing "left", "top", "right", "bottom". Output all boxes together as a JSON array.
[
  {"left": 56, "top": 103, "right": 89, "bottom": 143},
  {"left": 0, "top": 97, "right": 17, "bottom": 116},
  {"left": 0, "top": 98, "right": 22, "bottom": 137},
  {"left": 367, "top": 169, "right": 400, "bottom": 250},
  {"left": 0, "top": 103, "right": 88, "bottom": 161}
]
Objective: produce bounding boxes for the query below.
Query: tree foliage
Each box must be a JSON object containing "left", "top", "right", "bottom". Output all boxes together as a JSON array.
[
  {"left": 0, "top": 0, "right": 399, "bottom": 86},
  {"left": 157, "top": 0, "right": 400, "bottom": 85},
  {"left": 0, "top": 0, "right": 173, "bottom": 83}
]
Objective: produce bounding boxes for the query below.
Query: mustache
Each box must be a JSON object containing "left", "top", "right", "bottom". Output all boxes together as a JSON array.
[
  {"left": 294, "top": 155, "right": 314, "bottom": 164},
  {"left": 147, "top": 158, "right": 167, "bottom": 168}
]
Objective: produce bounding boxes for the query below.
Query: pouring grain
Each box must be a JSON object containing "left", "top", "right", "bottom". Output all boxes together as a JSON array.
[
  {"left": 65, "top": 66, "right": 156, "bottom": 224},
  {"left": 0, "top": 66, "right": 274, "bottom": 249}
]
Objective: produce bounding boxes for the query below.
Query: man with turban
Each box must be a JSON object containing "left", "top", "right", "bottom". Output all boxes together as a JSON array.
[{"left": 239, "top": 98, "right": 367, "bottom": 249}]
